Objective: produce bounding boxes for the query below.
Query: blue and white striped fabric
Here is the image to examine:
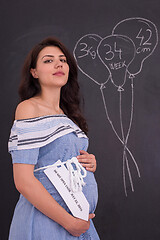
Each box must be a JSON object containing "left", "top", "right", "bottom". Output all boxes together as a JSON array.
[
  {"left": 8, "top": 114, "right": 100, "bottom": 240},
  {"left": 8, "top": 114, "right": 88, "bottom": 151}
]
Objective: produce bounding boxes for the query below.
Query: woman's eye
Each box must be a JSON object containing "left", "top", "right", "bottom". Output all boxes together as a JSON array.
[
  {"left": 44, "top": 59, "right": 53, "bottom": 63},
  {"left": 60, "top": 59, "right": 67, "bottom": 63}
]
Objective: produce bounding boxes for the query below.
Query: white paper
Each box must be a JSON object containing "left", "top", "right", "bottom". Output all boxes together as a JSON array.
[{"left": 44, "top": 161, "right": 89, "bottom": 221}]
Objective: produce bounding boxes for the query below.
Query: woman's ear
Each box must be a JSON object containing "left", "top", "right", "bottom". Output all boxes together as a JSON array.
[{"left": 30, "top": 68, "right": 38, "bottom": 78}]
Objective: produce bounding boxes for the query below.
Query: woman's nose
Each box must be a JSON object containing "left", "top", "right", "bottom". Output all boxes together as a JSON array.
[{"left": 54, "top": 60, "right": 62, "bottom": 68}]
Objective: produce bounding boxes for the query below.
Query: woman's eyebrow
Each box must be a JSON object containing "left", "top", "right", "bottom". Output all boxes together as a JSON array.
[{"left": 42, "top": 54, "right": 65, "bottom": 59}]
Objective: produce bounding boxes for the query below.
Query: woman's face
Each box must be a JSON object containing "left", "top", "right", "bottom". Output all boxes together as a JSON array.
[{"left": 31, "top": 46, "right": 69, "bottom": 89}]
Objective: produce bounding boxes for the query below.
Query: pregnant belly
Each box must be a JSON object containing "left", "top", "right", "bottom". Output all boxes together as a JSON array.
[
  {"left": 82, "top": 171, "right": 98, "bottom": 213},
  {"left": 37, "top": 171, "right": 98, "bottom": 214}
]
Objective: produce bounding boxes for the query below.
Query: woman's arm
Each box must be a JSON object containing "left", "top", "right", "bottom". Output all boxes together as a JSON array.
[
  {"left": 77, "top": 150, "right": 97, "bottom": 172},
  {"left": 12, "top": 102, "right": 95, "bottom": 236},
  {"left": 13, "top": 163, "right": 94, "bottom": 237}
]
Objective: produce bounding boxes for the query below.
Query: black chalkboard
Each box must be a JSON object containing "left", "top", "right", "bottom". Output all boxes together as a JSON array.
[{"left": 1, "top": 0, "right": 160, "bottom": 239}]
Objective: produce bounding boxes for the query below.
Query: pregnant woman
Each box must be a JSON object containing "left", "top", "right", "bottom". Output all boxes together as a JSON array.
[{"left": 8, "top": 37, "right": 100, "bottom": 239}]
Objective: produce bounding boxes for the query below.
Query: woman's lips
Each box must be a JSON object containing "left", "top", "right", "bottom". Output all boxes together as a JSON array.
[{"left": 53, "top": 71, "right": 65, "bottom": 76}]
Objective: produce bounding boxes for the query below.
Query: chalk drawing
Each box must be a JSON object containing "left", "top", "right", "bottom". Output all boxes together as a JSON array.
[
  {"left": 112, "top": 17, "right": 158, "bottom": 76},
  {"left": 73, "top": 18, "right": 158, "bottom": 196}
]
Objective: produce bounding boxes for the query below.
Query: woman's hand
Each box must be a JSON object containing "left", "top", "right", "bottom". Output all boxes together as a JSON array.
[
  {"left": 77, "top": 150, "right": 97, "bottom": 172},
  {"left": 65, "top": 213, "right": 95, "bottom": 237}
]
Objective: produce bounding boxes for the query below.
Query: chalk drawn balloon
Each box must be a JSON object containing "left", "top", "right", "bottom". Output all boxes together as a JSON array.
[
  {"left": 97, "top": 35, "right": 136, "bottom": 89},
  {"left": 112, "top": 17, "right": 158, "bottom": 76},
  {"left": 73, "top": 34, "right": 110, "bottom": 86}
]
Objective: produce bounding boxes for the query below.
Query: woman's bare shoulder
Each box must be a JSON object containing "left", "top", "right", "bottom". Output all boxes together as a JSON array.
[{"left": 15, "top": 99, "right": 38, "bottom": 120}]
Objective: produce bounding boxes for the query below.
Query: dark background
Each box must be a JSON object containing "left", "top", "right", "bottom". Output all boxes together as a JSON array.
[{"left": 1, "top": 0, "right": 160, "bottom": 239}]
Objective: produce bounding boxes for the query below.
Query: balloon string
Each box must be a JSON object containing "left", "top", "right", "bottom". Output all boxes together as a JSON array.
[
  {"left": 119, "top": 88, "right": 129, "bottom": 196},
  {"left": 119, "top": 89, "right": 125, "bottom": 142},
  {"left": 100, "top": 82, "right": 133, "bottom": 152},
  {"left": 124, "top": 77, "right": 141, "bottom": 177},
  {"left": 119, "top": 86, "right": 134, "bottom": 196},
  {"left": 100, "top": 79, "right": 140, "bottom": 196},
  {"left": 119, "top": 76, "right": 141, "bottom": 196},
  {"left": 119, "top": 82, "right": 134, "bottom": 196}
]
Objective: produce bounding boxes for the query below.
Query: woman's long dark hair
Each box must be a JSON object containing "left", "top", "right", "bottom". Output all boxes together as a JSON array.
[{"left": 19, "top": 37, "right": 88, "bottom": 134}]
